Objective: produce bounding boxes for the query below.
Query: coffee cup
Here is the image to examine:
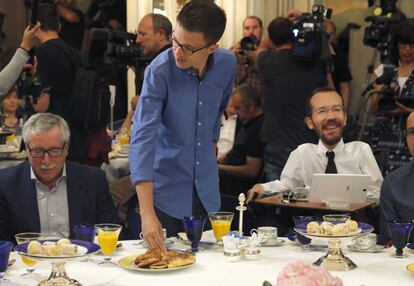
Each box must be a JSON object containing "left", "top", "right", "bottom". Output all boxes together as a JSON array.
[
  {"left": 352, "top": 233, "right": 376, "bottom": 250},
  {"left": 250, "top": 226, "right": 278, "bottom": 244}
]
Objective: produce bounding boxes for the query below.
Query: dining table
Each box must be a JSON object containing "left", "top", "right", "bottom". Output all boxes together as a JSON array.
[{"left": 4, "top": 235, "right": 414, "bottom": 286}]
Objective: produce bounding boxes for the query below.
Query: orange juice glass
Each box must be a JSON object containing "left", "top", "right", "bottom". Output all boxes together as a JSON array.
[
  {"left": 95, "top": 224, "right": 122, "bottom": 266},
  {"left": 15, "top": 232, "right": 42, "bottom": 278},
  {"left": 208, "top": 212, "right": 234, "bottom": 244}
]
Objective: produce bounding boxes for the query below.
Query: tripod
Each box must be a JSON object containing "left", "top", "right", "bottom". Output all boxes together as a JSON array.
[{"left": 354, "top": 49, "right": 379, "bottom": 141}]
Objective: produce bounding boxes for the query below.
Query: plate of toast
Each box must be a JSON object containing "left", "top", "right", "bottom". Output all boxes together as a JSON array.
[{"left": 118, "top": 248, "right": 196, "bottom": 272}]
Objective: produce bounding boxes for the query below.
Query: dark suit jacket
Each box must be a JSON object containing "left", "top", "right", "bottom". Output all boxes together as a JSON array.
[{"left": 0, "top": 160, "right": 119, "bottom": 241}]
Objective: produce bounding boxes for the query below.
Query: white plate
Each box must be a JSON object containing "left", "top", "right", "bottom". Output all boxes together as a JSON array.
[
  {"left": 261, "top": 238, "right": 285, "bottom": 247},
  {"left": 118, "top": 254, "right": 195, "bottom": 272},
  {"left": 136, "top": 238, "right": 175, "bottom": 248},
  {"left": 347, "top": 244, "right": 384, "bottom": 253},
  {"left": 116, "top": 151, "right": 129, "bottom": 158}
]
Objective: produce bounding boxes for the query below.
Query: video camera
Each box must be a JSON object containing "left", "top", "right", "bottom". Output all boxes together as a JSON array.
[
  {"left": 239, "top": 35, "right": 259, "bottom": 52},
  {"left": 91, "top": 28, "right": 151, "bottom": 68},
  {"left": 292, "top": 4, "right": 332, "bottom": 61},
  {"left": 363, "top": 0, "right": 406, "bottom": 111}
]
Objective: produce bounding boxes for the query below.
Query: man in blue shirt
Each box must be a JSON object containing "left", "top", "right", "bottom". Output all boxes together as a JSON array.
[
  {"left": 380, "top": 111, "right": 414, "bottom": 240},
  {"left": 130, "top": 0, "right": 237, "bottom": 250}
]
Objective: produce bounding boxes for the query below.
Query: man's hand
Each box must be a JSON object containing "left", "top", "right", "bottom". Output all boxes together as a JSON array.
[
  {"left": 20, "top": 22, "right": 41, "bottom": 51},
  {"left": 284, "top": 9, "right": 302, "bottom": 21},
  {"left": 140, "top": 212, "right": 166, "bottom": 251},
  {"left": 246, "top": 184, "right": 265, "bottom": 203}
]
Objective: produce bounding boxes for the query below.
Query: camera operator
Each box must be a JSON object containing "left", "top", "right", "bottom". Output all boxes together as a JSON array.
[
  {"left": 56, "top": 0, "right": 85, "bottom": 50},
  {"left": 134, "top": 13, "right": 172, "bottom": 96},
  {"left": 231, "top": 16, "right": 263, "bottom": 91},
  {"left": 257, "top": 15, "right": 329, "bottom": 182},
  {"left": 370, "top": 19, "right": 414, "bottom": 175},
  {"left": 85, "top": 0, "right": 126, "bottom": 31},
  {"left": 0, "top": 23, "right": 40, "bottom": 97}
]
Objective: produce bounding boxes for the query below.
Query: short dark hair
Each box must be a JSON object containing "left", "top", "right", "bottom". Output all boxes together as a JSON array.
[
  {"left": 176, "top": 0, "right": 226, "bottom": 44},
  {"left": 38, "top": 3, "right": 59, "bottom": 32},
  {"left": 151, "top": 13, "right": 172, "bottom": 38},
  {"left": 234, "top": 84, "right": 261, "bottom": 108},
  {"left": 243, "top": 16, "right": 263, "bottom": 29},
  {"left": 268, "top": 17, "right": 294, "bottom": 46},
  {"left": 305, "top": 86, "right": 343, "bottom": 117}
]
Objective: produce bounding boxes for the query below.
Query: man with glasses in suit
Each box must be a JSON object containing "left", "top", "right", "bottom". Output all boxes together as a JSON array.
[
  {"left": 380, "top": 112, "right": 414, "bottom": 241},
  {"left": 0, "top": 113, "right": 118, "bottom": 241},
  {"left": 130, "top": 0, "right": 236, "bottom": 250}
]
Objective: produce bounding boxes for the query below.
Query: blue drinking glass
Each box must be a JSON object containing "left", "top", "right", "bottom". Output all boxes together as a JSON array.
[
  {"left": 293, "top": 216, "right": 318, "bottom": 251},
  {"left": 182, "top": 216, "right": 206, "bottom": 253},
  {"left": 0, "top": 241, "right": 13, "bottom": 281},
  {"left": 388, "top": 220, "right": 412, "bottom": 258},
  {"left": 73, "top": 223, "right": 96, "bottom": 242}
]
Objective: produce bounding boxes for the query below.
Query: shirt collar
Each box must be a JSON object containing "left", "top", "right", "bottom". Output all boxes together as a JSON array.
[
  {"left": 186, "top": 52, "right": 215, "bottom": 78},
  {"left": 316, "top": 139, "right": 345, "bottom": 157},
  {"left": 30, "top": 162, "right": 67, "bottom": 184}
]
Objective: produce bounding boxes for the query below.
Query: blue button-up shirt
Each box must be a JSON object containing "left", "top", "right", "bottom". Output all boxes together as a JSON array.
[{"left": 130, "top": 48, "right": 236, "bottom": 219}]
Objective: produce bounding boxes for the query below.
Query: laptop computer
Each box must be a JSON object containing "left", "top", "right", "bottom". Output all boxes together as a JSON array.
[{"left": 308, "top": 173, "right": 370, "bottom": 204}]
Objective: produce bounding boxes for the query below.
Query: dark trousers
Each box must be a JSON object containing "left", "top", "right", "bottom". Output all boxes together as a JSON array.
[
  {"left": 155, "top": 190, "right": 210, "bottom": 238},
  {"left": 263, "top": 144, "right": 293, "bottom": 181}
]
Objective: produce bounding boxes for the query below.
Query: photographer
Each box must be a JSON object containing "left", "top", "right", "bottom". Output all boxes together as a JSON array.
[
  {"left": 0, "top": 23, "right": 40, "bottom": 97},
  {"left": 86, "top": 0, "right": 126, "bottom": 30},
  {"left": 257, "top": 16, "right": 329, "bottom": 181},
  {"left": 370, "top": 19, "right": 414, "bottom": 175},
  {"left": 231, "top": 16, "right": 263, "bottom": 91},
  {"left": 56, "top": 0, "right": 85, "bottom": 50}
]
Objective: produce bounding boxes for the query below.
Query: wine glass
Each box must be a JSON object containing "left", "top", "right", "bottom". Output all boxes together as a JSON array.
[
  {"left": 208, "top": 212, "right": 234, "bottom": 245},
  {"left": 74, "top": 223, "right": 96, "bottom": 242},
  {"left": 388, "top": 220, "right": 412, "bottom": 258},
  {"left": 15, "top": 232, "right": 42, "bottom": 278},
  {"left": 292, "top": 216, "right": 318, "bottom": 251},
  {"left": 182, "top": 216, "right": 206, "bottom": 252},
  {"left": 95, "top": 224, "right": 122, "bottom": 266},
  {"left": 0, "top": 241, "right": 13, "bottom": 281}
]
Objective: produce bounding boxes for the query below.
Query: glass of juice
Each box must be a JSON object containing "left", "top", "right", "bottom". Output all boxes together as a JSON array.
[
  {"left": 208, "top": 212, "right": 234, "bottom": 245},
  {"left": 15, "top": 232, "right": 42, "bottom": 278},
  {"left": 95, "top": 224, "right": 122, "bottom": 266}
]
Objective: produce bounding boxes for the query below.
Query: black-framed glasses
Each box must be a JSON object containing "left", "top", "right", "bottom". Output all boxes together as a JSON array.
[
  {"left": 27, "top": 144, "right": 66, "bottom": 158},
  {"left": 171, "top": 35, "right": 212, "bottom": 56},
  {"left": 405, "top": 128, "right": 414, "bottom": 137},
  {"left": 398, "top": 43, "right": 414, "bottom": 50}
]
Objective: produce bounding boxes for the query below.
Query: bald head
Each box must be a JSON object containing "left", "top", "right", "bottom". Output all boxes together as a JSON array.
[{"left": 406, "top": 112, "right": 414, "bottom": 157}]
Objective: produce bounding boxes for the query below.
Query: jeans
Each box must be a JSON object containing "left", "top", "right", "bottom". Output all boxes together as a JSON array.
[{"left": 263, "top": 144, "right": 294, "bottom": 181}]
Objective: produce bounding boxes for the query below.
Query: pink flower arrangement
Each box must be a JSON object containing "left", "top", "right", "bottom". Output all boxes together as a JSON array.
[{"left": 276, "top": 261, "right": 343, "bottom": 286}]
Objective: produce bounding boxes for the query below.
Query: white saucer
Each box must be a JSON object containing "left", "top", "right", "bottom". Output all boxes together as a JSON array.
[
  {"left": 347, "top": 244, "right": 384, "bottom": 253},
  {"left": 261, "top": 238, "right": 285, "bottom": 247},
  {"left": 116, "top": 151, "right": 129, "bottom": 158}
]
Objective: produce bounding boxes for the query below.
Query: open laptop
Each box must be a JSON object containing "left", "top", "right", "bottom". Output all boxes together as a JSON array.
[{"left": 308, "top": 174, "right": 370, "bottom": 204}]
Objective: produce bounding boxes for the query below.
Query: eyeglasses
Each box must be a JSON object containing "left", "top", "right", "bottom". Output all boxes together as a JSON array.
[
  {"left": 171, "top": 35, "right": 212, "bottom": 56},
  {"left": 405, "top": 128, "right": 414, "bottom": 137},
  {"left": 27, "top": 144, "right": 66, "bottom": 158},
  {"left": 313, "top": 106, "right": 344, "bottom": 117},
  {"left": 398, "top": 43, "right": 414, "bottom": 50}
]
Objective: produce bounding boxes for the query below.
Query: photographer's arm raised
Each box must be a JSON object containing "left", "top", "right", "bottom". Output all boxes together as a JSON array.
[
  {"left": 56, "top": 3, "right": 80, "bottom": 23},
  {"left": 32, "top": 92, "right": 50, "bottom": 113}
]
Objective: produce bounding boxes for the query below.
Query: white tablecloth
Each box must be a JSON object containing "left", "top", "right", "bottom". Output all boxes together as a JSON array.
[{"left": 5, "top": 238, "right": 414, "bottom": 286}]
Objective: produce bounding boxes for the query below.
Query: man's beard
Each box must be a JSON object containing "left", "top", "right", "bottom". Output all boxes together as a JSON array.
[{"left": 314, "top": 119, "right": 343, "bottom": 146}]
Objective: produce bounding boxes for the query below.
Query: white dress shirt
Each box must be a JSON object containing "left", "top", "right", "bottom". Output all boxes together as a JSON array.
[
  {"left": 217, "top": 114, "right": 237, "bottom": 158},
  {"left": 261, "top": 139, "right": 383, "bottom": 200},
  {"left": 32, "top": 164, "right": 70, "bottom": 238}
]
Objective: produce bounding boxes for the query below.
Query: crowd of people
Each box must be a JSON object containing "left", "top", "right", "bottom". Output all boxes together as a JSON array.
[{"left": 0, "top": 0, "right": 413, "bottom": 249}]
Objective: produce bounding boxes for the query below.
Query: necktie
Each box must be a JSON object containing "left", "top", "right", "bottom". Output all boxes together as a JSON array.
[{"left": 325, "top": 151, "right": 337, "bottom": 174}]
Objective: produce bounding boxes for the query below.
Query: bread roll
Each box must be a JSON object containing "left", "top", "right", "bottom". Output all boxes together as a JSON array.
[
  {"left": 27, "top": 240, "right": 42, "bottom": 254},
  {"left": 332, "top": 223, "right": 348, "bottom": 235},
  {"left": 61, "top": 244, "right": 78, "bottom": 255},
  {"left": 345, "top": 219, "right": 359, "bottom": 232},
  {"left": 42, "top": 244, "right": 63, "bottom": 256},
  {"left": 56, "top": 238, "right": 71, "bottom": 246},
  {"left": 306, "top": 221, "right": 320, "bottom": 234}
]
